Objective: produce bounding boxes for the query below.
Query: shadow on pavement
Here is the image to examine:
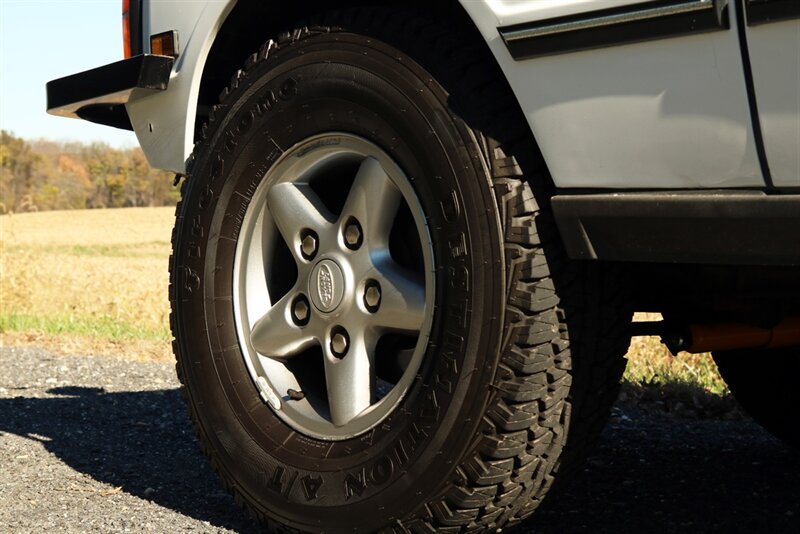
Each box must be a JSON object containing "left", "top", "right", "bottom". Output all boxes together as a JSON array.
[
  {"left": 0, "top": 385, "right": 797, "bottom": 533},
  {"left": 0, "top": 386, "right": 261, "bottom": 533},
  {"left": 522, "top": 408, "right": 800, "bottom": 534}
]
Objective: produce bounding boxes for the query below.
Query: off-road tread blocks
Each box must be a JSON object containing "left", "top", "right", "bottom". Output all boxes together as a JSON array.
[{"left": 170, "top": 7, "right": 631, "bottom": 533}]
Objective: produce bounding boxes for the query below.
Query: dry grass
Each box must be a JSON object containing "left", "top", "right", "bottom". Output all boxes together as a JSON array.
[
  {"left": 624, "top": 314, "right": 736, "bottom": 417},
  {"left": 0, "top": 208, "right": 733, "bottom": 408},
  {"left": 1, "top": 208, "right": 174, "bottom": 361},
  {"left": 627, "top": 314, "right": 726, "bottom": 393}
]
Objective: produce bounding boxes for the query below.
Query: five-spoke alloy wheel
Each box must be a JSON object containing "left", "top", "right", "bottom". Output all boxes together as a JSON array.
[{"left": 234, "top": 134, "right": 434, "bottom": 439}]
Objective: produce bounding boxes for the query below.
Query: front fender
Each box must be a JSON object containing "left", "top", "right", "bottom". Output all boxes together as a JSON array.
[{"left": 126, "top": 0, "right": 236, "bottom": 174}]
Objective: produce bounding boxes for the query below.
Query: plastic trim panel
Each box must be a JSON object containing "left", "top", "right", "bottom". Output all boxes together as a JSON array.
[{"left": 553, "top": 191, "right": 800, "bottom": 265}]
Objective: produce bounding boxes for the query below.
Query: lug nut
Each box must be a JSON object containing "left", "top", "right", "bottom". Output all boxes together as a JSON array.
[
  {"left": 330, "top": 328, "right": 349, "bottom": 358},
  {"left": 343, "top": 218, "right": 363, "bottom": 250},
  {"left": 364, "top": 281, "right": 381, "bottom": 313},
  {"left": 292, "top": 296, "right": 310, "bottom": 326},
  {"left": 300, "top": 232, "right": 318, "bottom": 260}
]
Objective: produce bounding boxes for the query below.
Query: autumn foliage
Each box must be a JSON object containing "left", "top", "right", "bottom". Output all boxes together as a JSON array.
[{"left": 0, "top": 130, "right": 179, "bottom": 213}]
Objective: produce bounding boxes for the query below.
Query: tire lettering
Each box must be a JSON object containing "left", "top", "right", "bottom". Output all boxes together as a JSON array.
[
  {"left": 370, "top": 456, "right": 394, "bottom": 486},
  {"left": 443, "top": 332, "right": 465, "bottom": 354},
  {"left": 301, "top": 475, "right": 323, "bottom": 502},
  {"left": 344, "top": 468, "right": 367, "bottom": 501},
  {"left": 448, "top": 232, "right": 468, "bottom": 259},
  {"left": 191, "top": 215, "right": 203, "bottom": 238},
  {"left": 448, "top": 300, "right": 468, "bottom": 329},
  {"left": 210, "top": 154, "right": 224, "bottom": 183},
  {"left": 394, "top": 439, "right": 410, "bottom": 466},
  {"left": 448, "top": 265, "right": 469, "bottom": 290},
  {"left": 198, "top": 185, "right": 213, "bottom": 210},
  {"left": 183, "top": 266, "right": 200, "bottom": 293},
  {"left": 419, "top": 394, "right": 440, "bottom": 423},
  {"left": 237, "top": 110, "right": 254, "bottom": 136},
  {"left": 406, "top": 421, "right": 430, "bottom": 451},
  {"left": 256, "top": 90, "right": 278, "bottom": 116},
  {"left": 224, "top": 129, "right": 237, "bottom": 153},
  {"left": 279, "top": 78, "right": 298, "bottom": 99},
  {"left": 268, "top": 466, "right": 285, "bottom": 493},
  {"left": 232, "top": 197, "right": 248, "bottom": 238},
  {"left": 255, "top": 77, "right": 297, "bottom": 117},
  {"left": 440, "top": 190, "right": 460, "bottom": 222},
  {"left": 360, "top": 429, "right": 376, "bottom": 446}
]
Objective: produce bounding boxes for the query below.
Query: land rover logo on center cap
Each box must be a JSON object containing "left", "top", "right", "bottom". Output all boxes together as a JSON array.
[
  {"left": 309, "top": 259, "right": 345, "bottom": 313},
  {"left": 318, "top": 264, "right": 334, "bottom": 308}
]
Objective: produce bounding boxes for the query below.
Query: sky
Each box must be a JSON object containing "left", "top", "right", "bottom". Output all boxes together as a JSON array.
[{"left": 0, "top": 0, "right": 139, "bottom": 148}]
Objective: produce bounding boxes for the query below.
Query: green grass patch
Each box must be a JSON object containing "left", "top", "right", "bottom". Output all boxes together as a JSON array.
[
  {"left": 624, "top": 353, "right": 729, "bottom": 396},
  {"left": 0, "top": 313, "right": 170, "bottom": 342}
]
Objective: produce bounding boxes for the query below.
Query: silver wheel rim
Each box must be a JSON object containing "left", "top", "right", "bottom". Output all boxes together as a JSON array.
[{"left": 233, "top": 133, "right": 435, "bottom": 441}]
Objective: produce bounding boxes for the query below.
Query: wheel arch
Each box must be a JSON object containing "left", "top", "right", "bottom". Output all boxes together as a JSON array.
[{"left": 193, "top": 0, "right": 518, "bottom": 146}]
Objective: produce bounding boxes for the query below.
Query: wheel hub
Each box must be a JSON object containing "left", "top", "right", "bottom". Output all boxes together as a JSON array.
[{"left": 309, "top": 259, "right": 346, "bottom": 313}]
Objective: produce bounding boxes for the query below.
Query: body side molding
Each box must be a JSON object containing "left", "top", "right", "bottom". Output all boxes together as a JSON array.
[
  {"left": 499, "top": 0, "right": 730, "bottom": 60},
  {"left": 745, "top": 0, "right": 800, "bottom": 25}
]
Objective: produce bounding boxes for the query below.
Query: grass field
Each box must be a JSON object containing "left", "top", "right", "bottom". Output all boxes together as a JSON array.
[
  {"left": 0, "top": 207, "right": 732, "bottom": 409},
  {"left": 1, "top": 208, "right": 174, "bottom": 361}
]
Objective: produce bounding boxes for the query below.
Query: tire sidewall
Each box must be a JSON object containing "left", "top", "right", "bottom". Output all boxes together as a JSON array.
[{"left": 172, "top": 33, "right": 505, "bottom": 530}]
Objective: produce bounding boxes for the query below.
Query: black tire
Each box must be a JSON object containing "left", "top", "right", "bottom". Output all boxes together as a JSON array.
[
  {"left": 170, "top": 8, "right": 632, "bottom": 532},
  {"left": 713, "top": 348, "right": 799, "bottom": 448}
]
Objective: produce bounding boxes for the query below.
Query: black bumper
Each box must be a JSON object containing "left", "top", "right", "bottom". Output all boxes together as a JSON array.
[
  {"left": 553, "top": 191, "right": 800, "bottom": 266},
  {"left": 46, "top": 54, "right": 173, "bottom": 131}
]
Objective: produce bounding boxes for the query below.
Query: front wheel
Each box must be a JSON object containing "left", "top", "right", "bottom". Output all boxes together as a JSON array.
[{"left": 170, "top": 10, "right": 631, "bottom": 532}]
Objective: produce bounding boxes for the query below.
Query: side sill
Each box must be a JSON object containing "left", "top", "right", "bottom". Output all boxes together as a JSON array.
[
  {"left": 46, "top": 55, "right": 174, "bottom": 131},
  {"left": 552, "top": 191, "right": 800, "bottom": 266},
  {"left": 499, "top": 0, "right": 730, "bottom": 60}
]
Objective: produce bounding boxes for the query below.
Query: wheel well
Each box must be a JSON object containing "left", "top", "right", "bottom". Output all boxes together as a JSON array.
[{"left": 195, "top": 0, "right": 490, "bottom": 141}]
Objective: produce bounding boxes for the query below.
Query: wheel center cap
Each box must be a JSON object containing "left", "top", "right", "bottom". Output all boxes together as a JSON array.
[{"left": 309, "top": 259, "right": 345, "bottom": 313}]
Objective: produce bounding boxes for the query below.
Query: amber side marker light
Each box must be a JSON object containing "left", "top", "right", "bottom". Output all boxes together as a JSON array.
[
  {"left": 123, "top": 0, "right": 132, "bottom": 58},
  {"left": 151, "top": 31, "right": 179, "bottom": 58}
]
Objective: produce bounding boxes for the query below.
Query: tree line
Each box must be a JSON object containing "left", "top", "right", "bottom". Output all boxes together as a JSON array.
[{"left": 0, "top": 130, "right": 180, "bottom": 213}]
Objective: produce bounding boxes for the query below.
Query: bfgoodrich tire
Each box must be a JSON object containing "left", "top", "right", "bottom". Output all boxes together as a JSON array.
[
  {"left": 170, "top": 9, "right": 632, "bottom": 532},
  {"left": 714, "top": 348, "right": 800, "bottom": 449}
]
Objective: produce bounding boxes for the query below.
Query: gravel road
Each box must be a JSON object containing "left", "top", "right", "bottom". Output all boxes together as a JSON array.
[{"left": 1, "top": 346, "right": 798, "bottom": 533}]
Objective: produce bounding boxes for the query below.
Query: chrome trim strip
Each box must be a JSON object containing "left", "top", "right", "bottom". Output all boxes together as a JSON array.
[
  {"left": 499, "top": 0, "right": 729, "bottom": 60},
  {"left": 502, "top": 0, "right": 713, "bottom": 43}
]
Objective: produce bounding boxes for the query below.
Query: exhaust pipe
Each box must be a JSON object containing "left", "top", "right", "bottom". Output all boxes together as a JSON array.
[
  {"left": 682, "top": 316, "right": 800, "bottom": 354},
  {"left": 632, "top": 317, "right": 800, "bottom": 354}
]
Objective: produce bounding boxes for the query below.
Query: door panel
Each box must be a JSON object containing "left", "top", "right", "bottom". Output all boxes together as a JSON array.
[
  {"left": 461, "top": 0, "right": 765, "bottom": 189},
  {"left": 743, "top": 1, "right": 800, "bottom": 187}
]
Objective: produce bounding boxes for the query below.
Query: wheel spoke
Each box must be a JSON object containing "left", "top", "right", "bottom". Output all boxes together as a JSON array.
[
  {"left": 372, "top": 259, "right": 426, "bottom": 334},
  {"left": 267, "top": 182, "right": 332, "bottom": 248},
  {"left": 249, "top": 291, "right": 315, "bottom": 358},
  {"left": 341, "top": 157, "right": 401, "bottom": 247},
  {"left": 324, "top": 336, "right": 373, "bottom": 426}
]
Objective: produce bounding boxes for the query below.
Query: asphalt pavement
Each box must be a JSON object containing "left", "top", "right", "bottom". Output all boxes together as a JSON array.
[{"left": 1, "top": 346, "right": 797, "bottom": 533}]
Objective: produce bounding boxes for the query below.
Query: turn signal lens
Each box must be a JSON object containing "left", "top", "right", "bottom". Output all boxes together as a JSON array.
[
  {"left": 123, "top": 0, "right": 132, "bottom": 58},
  {"left": 150, "top": 31, "right": 179, "bottom": 58}
]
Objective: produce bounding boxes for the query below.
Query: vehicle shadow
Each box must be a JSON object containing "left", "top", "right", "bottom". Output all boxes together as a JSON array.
[
  {"left": 520, "top": 402, "right": 800, "bottom": 533},
  {"left": 0, "top": 386, "right": 261, "bottom": 533},
  {"left": 0, "top": 385, "right": 797, "bottom": 533}
]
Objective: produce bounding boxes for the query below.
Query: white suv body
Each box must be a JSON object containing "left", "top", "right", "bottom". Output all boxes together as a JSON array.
[
  {"left": 51, "top": 0, "right": 800, "bottom": 189},
  {"left": 46, "top": 2, "right": 800, "bottom": 531}
]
